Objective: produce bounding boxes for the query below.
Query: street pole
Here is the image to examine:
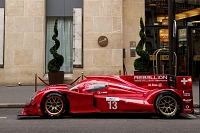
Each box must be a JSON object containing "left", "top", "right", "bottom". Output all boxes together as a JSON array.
[{"left": 168, "top": 0, "right": 175, "bottom": 75}]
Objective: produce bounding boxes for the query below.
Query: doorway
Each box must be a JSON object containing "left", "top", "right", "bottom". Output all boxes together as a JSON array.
[
  {"left": 146, "top": 26, "right": 200, "bottom": 78},
  {"left": 188, "top": 27, "right": 200, "bottom": 79},
  {"left": 146, "top": 26, "right": 170, "bottom": 74}
]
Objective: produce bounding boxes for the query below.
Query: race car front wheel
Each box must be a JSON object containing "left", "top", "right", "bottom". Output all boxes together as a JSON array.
[
  {"left": 41, "top": 93, "right": 67, "bottom": 118},
  {"left": 155, "top": 92, "right": 180, "bottom": 118}
]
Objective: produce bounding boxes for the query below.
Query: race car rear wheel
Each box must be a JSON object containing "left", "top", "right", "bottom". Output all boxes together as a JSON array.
[
  {"left": 155, "top": 92, "right": 180, "bottom": 118},
  {"left": 41, "top": 93, "right": 67, "bottom": 118}
]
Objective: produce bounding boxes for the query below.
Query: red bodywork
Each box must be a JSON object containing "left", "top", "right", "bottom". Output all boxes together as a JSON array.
[{"left": 20, "top": 75, "right": 193, "bottom": 116}]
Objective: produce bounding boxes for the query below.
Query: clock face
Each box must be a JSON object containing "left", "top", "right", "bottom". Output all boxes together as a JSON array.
[{"left": 98, "top": 36, "right": 108, "bottom": 47}]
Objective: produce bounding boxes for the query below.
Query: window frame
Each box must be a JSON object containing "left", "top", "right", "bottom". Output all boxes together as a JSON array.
[
  {"left": 45, "top": 0, "right": 83, "bottom": 73},
  {"left": 0, "top": 7, "right": 4, "bottom": 68}
]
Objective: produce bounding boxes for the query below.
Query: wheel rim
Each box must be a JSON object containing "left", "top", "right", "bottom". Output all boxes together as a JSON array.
[
  {"left": 158, "top": 96, "right": 178, "bottom": 116},
  {"left": 45, "top": 96, "right": 64, "bottom": 116}
]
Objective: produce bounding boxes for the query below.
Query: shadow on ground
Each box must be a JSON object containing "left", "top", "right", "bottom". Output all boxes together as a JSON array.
[{"left": 17, "top": 113, "right": 199, "bottom": 120}]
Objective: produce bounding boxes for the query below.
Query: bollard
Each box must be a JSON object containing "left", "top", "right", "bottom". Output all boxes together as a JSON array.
[
  {"left": 35, "top": 74, "right": 37, "bottom": 92},
  {"left": 82, "top": 72, "right": 84, "bottom": 80},
  {"left": 119, "top": 70, "right": 121, "bottom": 75}
]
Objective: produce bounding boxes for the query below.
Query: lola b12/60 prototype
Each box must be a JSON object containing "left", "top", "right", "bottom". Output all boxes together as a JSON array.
[{"left": 19, "top": 74, "right": 193, "bottom": 118}]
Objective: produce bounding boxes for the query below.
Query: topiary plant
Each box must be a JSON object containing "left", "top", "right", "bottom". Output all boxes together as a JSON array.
[
  {"left": 134, "top": 17, "right": 150, "bottom": 72},
  {"left": 48, "top": 19, "right": 64, "bottom": 72}
]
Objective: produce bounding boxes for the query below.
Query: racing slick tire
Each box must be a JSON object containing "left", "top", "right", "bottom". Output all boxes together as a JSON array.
[
  {"left": 154, "top": 92, "right": 180, "bottom": 118},
  {"left": 41, "top": 93, "right": 67, "bottom": 118}
]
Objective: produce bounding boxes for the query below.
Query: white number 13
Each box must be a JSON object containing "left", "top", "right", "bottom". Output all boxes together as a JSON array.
[{"left": 108, "top": 101, "right": 117, "bottom": 110}]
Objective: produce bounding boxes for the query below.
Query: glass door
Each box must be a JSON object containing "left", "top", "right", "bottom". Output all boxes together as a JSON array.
[
  {"left": 146, "top": 26, "right": 169, "bottom": 74},
  {"left": 177, "top": 27, "right": 200, "bottom": 79},
  {"left": 177, "top": 28, "right": 187, "bottom": 76},
  {"left": 190, "top": 27, "right": 200, "bottom": 79}
]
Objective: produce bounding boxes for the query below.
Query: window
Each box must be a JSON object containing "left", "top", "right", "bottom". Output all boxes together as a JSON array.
[
  {"left": 46, "top": 0, "right": 83, "bottom": 73},
  {"left": 46, "top": 17, "right": 73, "bottom": 73},
  {"left": 0, "top": 0, "right": 5, "bottom": 68}
]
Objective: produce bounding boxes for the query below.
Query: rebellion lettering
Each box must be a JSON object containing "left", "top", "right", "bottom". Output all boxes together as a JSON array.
[{"left": 134, "top": 75, "right": 168, "bottom": 82}]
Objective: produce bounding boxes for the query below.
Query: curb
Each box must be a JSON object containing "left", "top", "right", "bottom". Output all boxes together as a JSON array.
[
  {"left": 194, "top": 103, "right": 199, "bottom": 108},
  {"left": 0, "top": 103, "right": 25, "bottom": 108}
]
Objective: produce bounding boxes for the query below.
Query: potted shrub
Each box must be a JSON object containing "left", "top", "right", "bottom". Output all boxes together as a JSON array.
[
  {"left": 48, "top": 19, "right": 64, "bottom": 85},
  {"left": 134, "top": 17, "right": 150, "bottom": 74}
]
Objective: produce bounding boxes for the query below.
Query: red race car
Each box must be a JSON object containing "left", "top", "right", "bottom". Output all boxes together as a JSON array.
[{"left": 19, "top": 74, "right": 193, "bottom": 118}]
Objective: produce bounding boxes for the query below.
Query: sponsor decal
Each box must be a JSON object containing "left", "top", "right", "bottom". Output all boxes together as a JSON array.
[
  {"left": 106, "top": 97, "right": 119, "bottom": 110},
  {"left": 183, "top": 99, "right": 192, "bottom": 103},
  {"left": 148, "top": 83, "right": 163, "bottom": 87},
  {"left": 134, "top": 75, "right": 167, "bottom": 82},
  {"left": 124, "top": 99, "right": 145, "bottom": 104},
  {"left": 97, "top": 91, "right": 107, "bottom": 94},
  {"left": 106, "top": 97, "right": 119, "bottom": 102},
  {"left": 184, "top": 105, "right": 191, "bottom": 111},
  {"left": 181, "top": 78, "right": 188, "bottom": 85},
  {"left": 183, "top": 91, "right": 190, "bottom": 97},
  {"left": 158, "top": 83, "right": 162, "bottom": 87},
  {"left": 184, "top": 109, "right": 192, "bottom": 111},
  {"left": 148, "top": 83, "right": 158, "bottom": 86},
  {"left": 125, "top": 99, "right": 129, "bottom": 103}
]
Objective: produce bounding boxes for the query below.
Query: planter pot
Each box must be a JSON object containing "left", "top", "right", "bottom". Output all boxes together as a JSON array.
[{"left": 48, "top": 71, "right": 64, "bottom": 85}]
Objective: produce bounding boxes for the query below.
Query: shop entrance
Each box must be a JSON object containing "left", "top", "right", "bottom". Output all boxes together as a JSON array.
[
  {"left": 146, "top": 26, "right": 200, "bottom": 78},
  {"left": 177, "top": 27, "right": 200, "bottom": 79},
  {"left": 177, "top": 27, "right": 187, "bottom": 76},
  {"left": 145, "top": 26, "right": 170, "bottom": 74},
  {"left": 152, "top": 48, "right": 177, "bottom": 75},
  {"left": 188, "top": 27, "right": 200, "bottom": 79}
]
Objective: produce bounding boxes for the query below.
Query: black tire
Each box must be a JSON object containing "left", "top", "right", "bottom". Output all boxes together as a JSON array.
[
  {"left": 41, "top": 93, "right": 67, "bottom": 118},
  {"left": 154, "top": 92, "right": 180, "bottom": 118}
]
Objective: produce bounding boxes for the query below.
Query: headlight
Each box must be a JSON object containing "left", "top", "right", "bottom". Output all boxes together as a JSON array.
[
  {"left": 26, "top": 92, "right": 37, "bottom": 104},
  {"left": 29, "top": 95, "right": 36, "bottom": 103}
]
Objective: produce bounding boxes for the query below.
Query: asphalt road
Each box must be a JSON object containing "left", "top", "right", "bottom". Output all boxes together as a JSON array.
[{"left": 0, "top": 108, "right": 200, "bottom": 133}]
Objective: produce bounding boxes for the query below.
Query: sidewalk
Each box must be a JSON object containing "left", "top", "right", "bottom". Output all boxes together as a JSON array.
[
  {"left": 192, "top": 81, "right": 199, "bottom": 108},
  {"left": 0, "top": 83, "right": 199, "bottom": 108},
  {"left": 0, "top": 85, "right": 45, "bottom": 108}
]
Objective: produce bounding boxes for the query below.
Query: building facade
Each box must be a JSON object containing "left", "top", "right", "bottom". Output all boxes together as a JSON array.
[{"left": 0, "top": 0, "right": 144, "bottom": 85}]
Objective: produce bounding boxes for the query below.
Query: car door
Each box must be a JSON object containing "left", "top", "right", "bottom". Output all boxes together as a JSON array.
[
  {"left": 93, "top": 83, "right": 130, "bottom": 112},
  {"left": 106, "top": 84, "right": 147, "bottom": 112},
  {"left": 92, "top": 83, "right": 115, "bottom": 112}
]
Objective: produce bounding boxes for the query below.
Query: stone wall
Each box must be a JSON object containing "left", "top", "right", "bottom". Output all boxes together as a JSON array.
[
  {"left": 79, "top": 0, "right": 123, "bottom": 77},
  {"left": 76, "top": 0, "right": 145, "bottom": 77},
  {"left": 0, "top": 0, "right": 144, "bottom": 85},
  {"left": 122, "top": 0, "right": 145, "bottom": 74},
  {"left": 1, "top": 0, "right": 45, "bottom": 85}
]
